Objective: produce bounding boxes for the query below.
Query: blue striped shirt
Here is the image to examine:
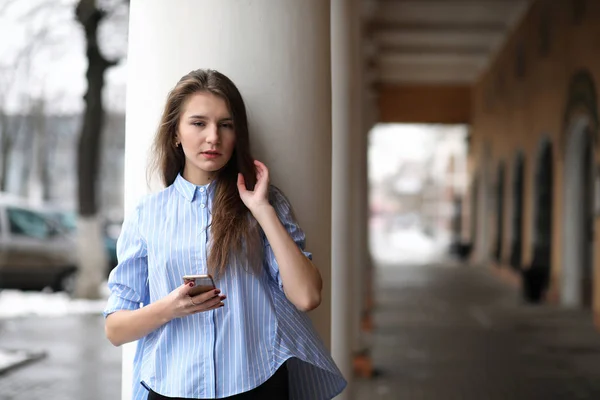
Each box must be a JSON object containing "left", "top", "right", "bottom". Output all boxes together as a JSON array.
[{"left": 104, "top": 173, "right": 346, "bottom": 399}]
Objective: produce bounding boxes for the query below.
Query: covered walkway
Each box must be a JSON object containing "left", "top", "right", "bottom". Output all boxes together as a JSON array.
[
  {"left": 356, "top": 263, "right": 600, "bottom": 399},
  {"left": 120, "top": 1, "right": 600, "bottom": 398}
]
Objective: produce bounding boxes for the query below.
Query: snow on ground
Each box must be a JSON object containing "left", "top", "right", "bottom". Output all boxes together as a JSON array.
[
  {"left": 0, "top": 286, "right": 108, "bottom": 319},
  {"left": 0, "top": 350, "right": 30, "bottom": 370},
  {"left": 0, "top": 348, "right": 45, "bottom": 374}
]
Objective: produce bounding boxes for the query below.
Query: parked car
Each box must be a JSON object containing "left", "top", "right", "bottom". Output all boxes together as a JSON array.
[
  {"left": 40, "top": 210, "right": 120, "bottom": 277},
  {"left": 0, "top": 198, "right": 78, "bottom": 293}
]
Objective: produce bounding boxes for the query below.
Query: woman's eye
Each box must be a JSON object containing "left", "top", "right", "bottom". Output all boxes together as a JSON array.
[
  {"left": 221, "top": 123, "right": 233, "bottom": 129},
  {"left": 192, "top": 122, "right": 205, "bottom": 127}
]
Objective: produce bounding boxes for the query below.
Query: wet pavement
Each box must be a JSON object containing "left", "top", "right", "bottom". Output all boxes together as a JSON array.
[
  {"left": 3, "top": 263, "right": 600, "bottom": 399},
  {"left": 355, "top": 263, "right": 600, "bottom": 399},
  {"left": 0, "top": 315, "right": 121, "bottom": 400}
]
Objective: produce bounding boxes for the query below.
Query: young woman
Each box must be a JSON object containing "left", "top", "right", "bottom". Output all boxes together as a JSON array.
[{"left": 103, "top": 69, "right": 346, "bottom": 400}]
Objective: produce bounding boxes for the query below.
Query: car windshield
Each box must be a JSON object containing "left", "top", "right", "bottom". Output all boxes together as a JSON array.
[
  {"left": 44, "top": 211, "right": 77, "bottom": 233},
  {"left": 7, "top": 208, "right": 52, "bottom": 240}
]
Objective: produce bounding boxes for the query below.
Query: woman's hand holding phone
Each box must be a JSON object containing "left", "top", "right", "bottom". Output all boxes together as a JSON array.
[
  {"left": 104, "top": 278, "right": 226, "bottom": 346},
  {"left": 161, "top": 281, "right": 226, "bottom": 320}
]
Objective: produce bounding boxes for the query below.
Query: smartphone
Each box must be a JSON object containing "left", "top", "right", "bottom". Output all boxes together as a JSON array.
[{"left": 183, "top": 274, "right": 216, "bottom": 296}]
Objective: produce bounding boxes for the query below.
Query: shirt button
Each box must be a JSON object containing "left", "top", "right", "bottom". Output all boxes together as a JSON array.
[
  {"left": 201, "top": 203, "right": 206, "bottom": 209},
  {"left": 199, "top": 187, "right": 205, "bottom": 193}
]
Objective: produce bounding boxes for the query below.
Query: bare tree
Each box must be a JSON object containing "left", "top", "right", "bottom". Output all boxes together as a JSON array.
[
  {"left": 0, "top": 53, "right": 33, "bottom": 192},
  {"left": 0, "top": 1, "right": 59, "bottom": 192},
  {"left": 0, "top": 0, "right": 128, "bottom": 297},
  {"left": 0, "top": 112, "right": 17, "bottom": 192},
  {"left": 73, "top": 0, "right": 127, "bottom": 299},
  {"left": 27, "top": 96, "right": 51, "bottom": 205}
]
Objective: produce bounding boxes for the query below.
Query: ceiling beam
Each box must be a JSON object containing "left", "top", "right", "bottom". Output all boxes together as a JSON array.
[
  {"left": 373, "top": 0, "right": 524, "bottom": 24},
  {"left": 367, "top": 21, "right": 508, "bottom": 36},
  {"left": 377, "top": 43, "right": 490, "bottom": 57},
  {"left": 364, "top": 0, "right": 532, "bottom": 86},
  {"left": 378, "top": 53, "right": 486, "bottom": 68},
  {"left": 378, "top": 71, "right": 476, "bottom": 85},
  {"left": 373, "top": 30, "right": 504, "bottom": 49}
]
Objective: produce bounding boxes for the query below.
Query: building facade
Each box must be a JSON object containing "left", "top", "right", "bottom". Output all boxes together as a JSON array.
[{"left": 468, "top": 0, "right": 600, "bottom": 318}]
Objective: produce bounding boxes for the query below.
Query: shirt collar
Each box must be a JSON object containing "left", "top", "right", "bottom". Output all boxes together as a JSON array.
[{"left": 173, "top": 173, "right": 214, "bottom": 202}]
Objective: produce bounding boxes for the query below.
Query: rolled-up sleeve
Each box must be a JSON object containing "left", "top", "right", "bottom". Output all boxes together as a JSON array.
[
  {"left": 264, "top": 186, "right": 313, "bottom": 290},
  {"left": 103, "top": 205, "right": 148, "bottom": 318}
]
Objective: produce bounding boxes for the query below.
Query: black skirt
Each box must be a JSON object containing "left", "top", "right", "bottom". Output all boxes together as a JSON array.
[{"left": 147, "top": 363, "right": 289, "bottom": 400}]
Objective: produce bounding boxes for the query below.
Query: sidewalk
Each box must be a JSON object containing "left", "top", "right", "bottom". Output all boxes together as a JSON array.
[
  {"left": 355, "top": 263, "right": 600, "bottom": 399},
  {"left": 0, "top": 315, "right": 121, "bottom": 400}
]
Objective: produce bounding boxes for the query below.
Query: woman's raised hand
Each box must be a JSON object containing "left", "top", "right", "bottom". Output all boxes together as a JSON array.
[{"left": 237, "top": 160, "right": 271, "bottom": 214}]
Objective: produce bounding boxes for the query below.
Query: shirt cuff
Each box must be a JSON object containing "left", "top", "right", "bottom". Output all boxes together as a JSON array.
[
  {"left": 103, "top": 294, "right": 141, "bottom": 318},
  {"left": 273, "top": 250, "right": 313, "bottom": 290}
]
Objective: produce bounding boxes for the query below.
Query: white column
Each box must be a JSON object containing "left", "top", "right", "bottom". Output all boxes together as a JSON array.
[
  {"left": 350, "top": 32, "right": 371, "bottom": 358},
  {"left": 359, "top": 86, "right": 378, "bottom": 332},
  {"left": 122, "top": 1, "right": 332, "bottom": 398},
  {"left": 331, "top": 0, "right": 359, "bottom": 396}
]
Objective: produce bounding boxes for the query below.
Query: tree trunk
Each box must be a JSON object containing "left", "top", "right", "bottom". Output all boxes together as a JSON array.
[
  {"left": 42, "top": 141, "right": 51, "bottom": 202},
  {"left": 73, "top": 0, "right": 116, "bottom": 299},
  {"left": 28, "top": 100, "right": 46, "bottom": 206},
  {"left": 0, "top": 113, "right": 13, "bottom": 192},
  {"left": 0, "top": 139, "right": 9, "bottom": 192},
  {"left": 27, "top": 121, "right": 42, "bottom": 204}
]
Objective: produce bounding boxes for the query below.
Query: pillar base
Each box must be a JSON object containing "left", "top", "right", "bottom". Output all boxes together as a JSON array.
[{"left": 352, "top": 350, "right": 373, "bottom": 378}]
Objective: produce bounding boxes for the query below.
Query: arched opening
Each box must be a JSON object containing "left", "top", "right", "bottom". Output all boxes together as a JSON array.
[
  {"left": 561, "top": 69, "right": 598, "bottom": 308},
  {"left": 582, "top": 141, "right": 594, "bottom": 306},
  {"left": 510, "top": 153, "right": 525, "bottom": 269},
  {"left": 523, "top": 140, "right": 553, "bottom": 303},
  {"left": 493, "top": 162, "right": 505, "bottom": 262},
  {"left": 470, "top": 176, "right": 479, "bottom": 248},
  {"left": 562, "top": 118, "right": 594, "bottom": 308}
]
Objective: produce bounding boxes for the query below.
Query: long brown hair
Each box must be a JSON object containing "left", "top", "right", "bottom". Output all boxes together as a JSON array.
[{"left": 149, "top": 69, "right": 263, "bottom": 278}]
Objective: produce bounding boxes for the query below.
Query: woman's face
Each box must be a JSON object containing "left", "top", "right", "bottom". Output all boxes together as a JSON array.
[{"left": 176, "top": 91, "right": 236, "bottom": 182}]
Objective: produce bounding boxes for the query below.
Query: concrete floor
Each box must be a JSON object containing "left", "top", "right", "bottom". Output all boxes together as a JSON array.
[
  {"left": 0, "top": 315, "right": 121, "bottom": 400},
  {"left": 355, "top": 263, "right": 600, "bottom": 400}
]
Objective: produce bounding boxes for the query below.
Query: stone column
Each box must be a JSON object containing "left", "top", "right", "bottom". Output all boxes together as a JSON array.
[
  {"left": 351, "top": 20, "right": 372, "bottom": 376},
  {"left": 122, "top": 1, "right": 332, "bottom": 398},
  {"left": 361, "top": 83, "right": 379, "bottom": 325},
  {"left": 331, "top": 0, "right": 360, "bottom": 396}
]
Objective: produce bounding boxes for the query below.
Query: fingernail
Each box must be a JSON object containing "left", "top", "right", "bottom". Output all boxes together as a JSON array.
[
  {"left": 220, "top": 295, "right": 227, "bottom": 300},
  {"left": 214, "top": 289, "right": 220, "bottom": 294},
  {"left": 219, "top": 303, "right": 224, "bottom": 307},
  {"left": 188, "top": 282, "right": 194, "bottom": 287}
]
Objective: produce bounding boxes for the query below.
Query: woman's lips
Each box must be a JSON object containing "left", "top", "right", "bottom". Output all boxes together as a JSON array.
[{"left": 201, "top": 151, "right": 221, "bottom": 159}]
